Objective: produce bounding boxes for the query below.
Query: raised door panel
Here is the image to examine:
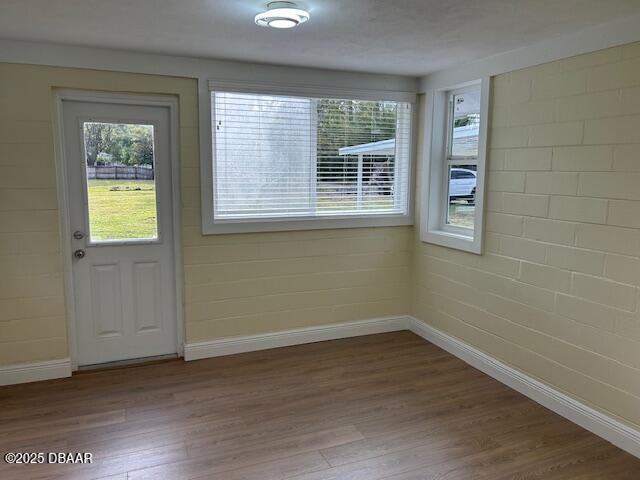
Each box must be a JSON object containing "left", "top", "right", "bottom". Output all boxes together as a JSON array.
[
  {"left": 132, "top": 261, "right": 162, "bottom": 334},
  {"left": 90, "top": 263, "right": 124, "bottom": 338}
]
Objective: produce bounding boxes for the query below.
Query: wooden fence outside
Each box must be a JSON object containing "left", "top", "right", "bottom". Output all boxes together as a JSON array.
[{"left": 87, "top": 166, "right": 154, "bottom": 180}]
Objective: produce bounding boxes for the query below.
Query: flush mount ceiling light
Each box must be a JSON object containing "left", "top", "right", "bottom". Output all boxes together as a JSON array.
[{"left": 255, "top": 1, "right": 310, "bottom": 29}]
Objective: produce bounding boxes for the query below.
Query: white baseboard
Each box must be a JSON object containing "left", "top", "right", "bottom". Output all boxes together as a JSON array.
[
  {"left": 407, "top": 316, "right": 640, "bottom": 459},
  {"left": 184, "top": 315, "right": 409, "bottom": 361},
  {"left": 0, "top": 358, "right": 72, "bottom": 386}
]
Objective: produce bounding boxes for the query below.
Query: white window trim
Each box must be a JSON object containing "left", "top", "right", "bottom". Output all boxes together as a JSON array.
[
  {"left": 201, "top": 80, "right": 417, "bottom": 235},
  {"left": 421, "top": 77, "right": 490, "bottom": 254}
]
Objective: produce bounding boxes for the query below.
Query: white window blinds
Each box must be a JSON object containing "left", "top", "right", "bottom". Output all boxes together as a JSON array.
[{"left": 212, "top": 92, "right": 411, "bottom": 221}]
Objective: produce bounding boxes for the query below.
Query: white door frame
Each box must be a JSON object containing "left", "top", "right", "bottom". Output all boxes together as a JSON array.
[{"left": 52, "top": 90, "right": 184, "bottom": 371}]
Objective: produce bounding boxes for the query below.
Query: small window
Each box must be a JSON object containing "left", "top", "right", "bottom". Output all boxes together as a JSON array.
[
  {"left": 445, "top": 88, "right": 480, "bottom": 231},
  {"left": 204, "top": 89, "right": 413, "bottom": 233},
  {"left": 422, "top": 79, "right": 489, "bottom": 254}
]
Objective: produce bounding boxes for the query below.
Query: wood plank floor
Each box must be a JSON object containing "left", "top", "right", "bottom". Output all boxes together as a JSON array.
[{"left": 1, "top": 331, "right": 639, "bottom": 479}]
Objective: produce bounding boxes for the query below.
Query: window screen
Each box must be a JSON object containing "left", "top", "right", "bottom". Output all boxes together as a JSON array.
[{"left": 212, "top": 92, "right": 411, "bottom": 221}]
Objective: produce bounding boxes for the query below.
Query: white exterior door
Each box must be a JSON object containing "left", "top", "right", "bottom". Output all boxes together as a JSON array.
[{"left": 62, "top": 99, "right": 178, "bottom": 366}]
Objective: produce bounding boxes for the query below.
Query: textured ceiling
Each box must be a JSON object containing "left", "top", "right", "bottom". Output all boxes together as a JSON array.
[{"left": 1, "top": 0, "right": 640, "bottom": 75}]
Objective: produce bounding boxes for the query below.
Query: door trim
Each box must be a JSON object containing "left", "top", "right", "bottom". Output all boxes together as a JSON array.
[{"left": 53, "top": 90, "right": 184, "bottom": 371}]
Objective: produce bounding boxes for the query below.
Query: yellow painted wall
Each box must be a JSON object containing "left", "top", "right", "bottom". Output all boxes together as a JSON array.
[
  {"left": 413, "top": 42, "right": 640, "bottom": 428},
  {"left": 183, "top": 227, "right": 411, "bottom": 342},
  {"left": 0, "top": 63, "right": 411, "bottom": 365}
]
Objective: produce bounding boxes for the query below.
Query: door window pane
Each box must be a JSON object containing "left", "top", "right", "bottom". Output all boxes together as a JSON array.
[
  {"left": 83, "top": 122, "right": 158, "bottom": 242},
  {"left": 450, "top": 91, "right": 480, "bottom": 158},
  {"left": 446, "top": 165, "right": 477, "bottom": 229}
]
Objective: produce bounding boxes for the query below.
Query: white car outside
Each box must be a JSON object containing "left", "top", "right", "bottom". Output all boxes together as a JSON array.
[{"left": 448, "top": 167, "right": 477, "bottom": 202}]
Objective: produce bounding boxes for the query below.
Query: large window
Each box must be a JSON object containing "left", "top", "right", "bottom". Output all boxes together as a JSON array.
[
  {"left": 422, "top": 78, "right": 489, "bottom": 254},
  {"left": 207, "top": 90, "right": 412, "bottom": 232}
]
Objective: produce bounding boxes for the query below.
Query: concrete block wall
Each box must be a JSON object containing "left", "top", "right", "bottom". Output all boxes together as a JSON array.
[
  {"left": 183, "top": 227, "right": 412, "bottom": 342},
  {"left": 413, "top": 42, "right": 640, "bottom": 428}
]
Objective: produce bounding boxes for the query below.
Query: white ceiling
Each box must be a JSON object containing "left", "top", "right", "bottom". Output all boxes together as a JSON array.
[{"left": 1, "top": 0, "right": 640, "bottom": 76}]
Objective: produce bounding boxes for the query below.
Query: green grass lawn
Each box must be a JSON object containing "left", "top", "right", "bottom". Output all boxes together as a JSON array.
[{"left": 87, "top": 179, "right": 157, "bottom": 241}]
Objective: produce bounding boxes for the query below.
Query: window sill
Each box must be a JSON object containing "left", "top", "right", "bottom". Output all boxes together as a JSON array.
[
  {"left": 202, "top": 213, "right": 413, "bottom": 234},
  {"left": 421, "top": 228, "right": 482, "bottom": 254}
]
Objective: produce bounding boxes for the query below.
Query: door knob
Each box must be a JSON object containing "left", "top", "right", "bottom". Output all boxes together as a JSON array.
[{"left": 73, "top": 249, "right": 86, "bottom": 259}]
